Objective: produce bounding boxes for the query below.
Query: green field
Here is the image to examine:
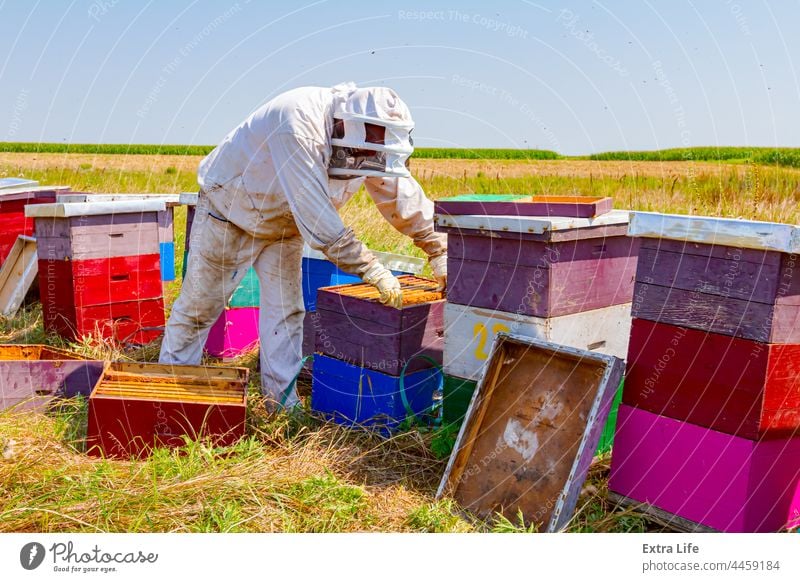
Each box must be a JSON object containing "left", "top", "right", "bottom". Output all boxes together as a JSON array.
[
  {"left": 588, "top": 146, "right": 800, "bottom": 168},
  {"left": 3, "top": 142, "right": 800, "bottom": 167}
]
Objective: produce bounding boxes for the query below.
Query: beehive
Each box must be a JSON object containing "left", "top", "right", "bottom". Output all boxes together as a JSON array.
[
  {"left": 0, "top": 344, "right": 103, "bottom": 411},
  {"left": 29, "top": 200, "right": 166, "bottom": 343},
  {"left": 86, "top": 362, "right": 248, "bottom": 458},
  {"left": 0, "top": 186, "right": 68, "bottom": 264},
  {"left": 314, "top": 275, "right": 445, "bottom": 376},
  {"left": 611, "top": 212, "right": 800, "bottom": 531}
]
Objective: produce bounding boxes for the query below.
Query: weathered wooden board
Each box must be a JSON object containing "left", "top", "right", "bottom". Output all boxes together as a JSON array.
[
  {"left": 35, "top": 224, "right": 160, "bottom": 260},
  {"left": 86, "top": 362, "right": 248, "bottom": 458},
  {"left": 438, "top": 333, "right": 624, "bottom": 531},
  {"left": 34, "top": 212, "right": 158, "bottom": 237},
  {"left": 0, "top": 344, "right": 104, "bottom": 412},
  {"left": 447, "top": 233, "right": 638, "bottom": 317},
  {"left": 435, "top": 209, "right": 630, "bottom": 237},
  {"left": 443, "top": 302, "right": 631, "bottom": 381},
  {"left": 630, "top": 281, "right": 800, "bottom": 343},
  {"left": 0, "top": 178, "right": 38, "bottom": 190},
  {"left": 39, "top": 255, "right": 162, "bottom": 307},
  {"left": 43, "top": 297, "right": 165, "bottom": 344},
  {"left": 0, "top": 236, "right": 38, "bottom": 316},
  {"left": 628, "top": 211, "right": 800, "bottom": 253},
  {"left": 609, "top": 404, "right": 800, "bottom": 532},
  {"left": 314, "top": 276, "right": 445, "bottom": 375},
  {"left": 435, "top": 194, "right": 613, "bottom": 218},
  {"left": 205, "top": 307, "right": 260, "bottom": 358},
  {"left": 25, "top": 200, "right": 166, "bottom": 218},
  {"left": 624, "top": 318, "right": 800, "bottom": 439},
  {"left": 56, "top": 193, "right": 181, "bottom": 207},
  {"left": 608, "top": 493, "right": 718, "bottom": 533}
]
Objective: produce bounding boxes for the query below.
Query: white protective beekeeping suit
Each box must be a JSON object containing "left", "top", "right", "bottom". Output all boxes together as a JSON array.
[{"left": 160, "top": 83, "right": 447, "bottom": 409}]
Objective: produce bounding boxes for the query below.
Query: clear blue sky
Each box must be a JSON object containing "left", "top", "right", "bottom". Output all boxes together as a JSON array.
[{"left": 0, "top": 0, "right": 797, "bottom": 155}]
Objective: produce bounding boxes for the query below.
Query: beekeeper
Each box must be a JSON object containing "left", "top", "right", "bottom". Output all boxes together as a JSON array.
[{"left": 159, "top": 83, "right": 447, "bottom": 410}]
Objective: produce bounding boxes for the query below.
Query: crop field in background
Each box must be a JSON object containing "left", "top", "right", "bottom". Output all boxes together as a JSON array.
[
  {"left": 1, "top": 151, "right": 799, "bottom": 533},
  {"left": 2, "top": 142, "right": 800, "bottom": 167}
]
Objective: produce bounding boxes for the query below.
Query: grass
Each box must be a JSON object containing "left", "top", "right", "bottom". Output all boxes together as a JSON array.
[{"left": 4, "top": 152, "right": 797, "bottom": 533}]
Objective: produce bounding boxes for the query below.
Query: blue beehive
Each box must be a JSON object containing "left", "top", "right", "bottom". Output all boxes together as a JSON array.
[{"left": 311, "top": 354, "right": 440, "bottom": 433}]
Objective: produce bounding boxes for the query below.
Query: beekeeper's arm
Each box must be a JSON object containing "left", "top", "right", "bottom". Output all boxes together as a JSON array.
[
  {"left": 268, "top": 132, "right": 402, "bottom": 307},
  {"left": 364, "top": 175, "right": 448, "bottom": 290}
]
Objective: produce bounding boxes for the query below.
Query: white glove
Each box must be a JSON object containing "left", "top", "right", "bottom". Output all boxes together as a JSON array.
[
  {"left": 363, "top": 263, "right": 403, "bottom": 309},
  {"left": 429, "top": 254, "right": 448, "bottom": 292}
]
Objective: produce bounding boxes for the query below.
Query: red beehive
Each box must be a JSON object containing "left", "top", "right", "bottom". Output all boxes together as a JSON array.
[
  {"left": 86, "top": 362, "right": 249, "bottom": 458},
  {"left": 29, "top": 200, "right": 166, "bottom": 343},
  {"left": 0, "top": 187, "right": 69, "bottom": 263}
]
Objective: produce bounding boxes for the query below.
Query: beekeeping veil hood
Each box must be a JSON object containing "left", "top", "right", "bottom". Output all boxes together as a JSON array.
[{"left": 328, "top": 85, "right": 415, "bottom": 179}]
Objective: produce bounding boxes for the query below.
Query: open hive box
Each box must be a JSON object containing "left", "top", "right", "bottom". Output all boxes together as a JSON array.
[
  {"left": 437, "top": 333, "right": 623, "bottom": 531},
  {"left": 0, "top": 344, "right": 104, "bottom": 411},
  {"left": 434, "top": 194, "right": 613, "bottom": 218},
  {"left": 86, "top": 362, "right": 248, "bottom": 458},
  {"left": 314, "top": 275, "right": 445, "bottom": 375}
]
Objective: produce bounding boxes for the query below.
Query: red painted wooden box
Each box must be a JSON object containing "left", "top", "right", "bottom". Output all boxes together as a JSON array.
[
  {"left": 0, "top": 187, "right": 66, "bottom": 263},
  {"left": 436, "top": 211, "right": 638, "bottom": 317},
  {"left": 314, "top": 276, "right": 445, "bottom": 376},
  {"left": 624, "top": 318, "right": 800, "bottom": 439},
  {"left": 86, "top": 362, "right": 248, "bottom": 458},
  {"left": 0, "top": 344, "right": 104, "bottom": 411},
  {"left": 610, "top": 404, "right": 800, "bottom": 532}
]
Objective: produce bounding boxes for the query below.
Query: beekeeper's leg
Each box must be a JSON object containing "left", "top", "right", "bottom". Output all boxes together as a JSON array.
[
  {"left": 253, "top": 234, "right": 305, "bottom": 410},
  {"left": 160, "top": 199, "right": 256, "bottom": 364}
]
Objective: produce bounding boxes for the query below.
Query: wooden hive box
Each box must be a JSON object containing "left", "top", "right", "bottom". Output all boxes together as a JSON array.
[
  {"left": 437, "top": 333, "right": 624, "bottom": 531},
  {"left": 55, "top": 193, "right": 180, "bottom": 281},
  {"left": 0, "top": 186, "right": 69, "bottom": 263},
  {"left": 86, "top": 362, "right": 248, "bottom": 458},
  {"left": 609, "top": 404, "right": 800, "bottom": 532},
  {"left": 435, "top": 194, "right": 613, "bottom": 218},
  {"left": 443, "top": 301, "right": 631, "bottom": 381},
  {"left": 436, "top": 210, "right": 639, "bottom": 317},
  {"left": 0, "top": 344, "right": 104, "bottom": 411},
  {"left": 311, "top": 353, "right": 440, "bottom": 433},
  {"left": 629, "top": 212, "right": 800, "bottom": 343},
  {"left": 314, "top": 275, "right": 445, "bottom": 376},
  {"left": 625, "top": 318, "right": 800, "bottom": 439},
  {"left": 29, "top": 200, "right": 166, "bottom": 343}
]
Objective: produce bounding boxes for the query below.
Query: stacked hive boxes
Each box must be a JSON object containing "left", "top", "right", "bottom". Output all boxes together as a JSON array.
[
  {"left": 311, "top": 276, "right": 444, "bottom": 433},
  {"left": 0, "top": 185, "right": 69, "bottom": 264},
  {"left": 28, "top": 200, "right": 166, "bottom": 344},
  {"left": 434, "top": 197, "right": 639, "bottom": 453},
  {"left": 610, "top": 212, "right": 800, "bottom": 532},
  {"left": 301, "top": 247, "right": 425, "bottom": 366},
  {"left": 55, "top": 193, "right": 180, "bottom": 282}
]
